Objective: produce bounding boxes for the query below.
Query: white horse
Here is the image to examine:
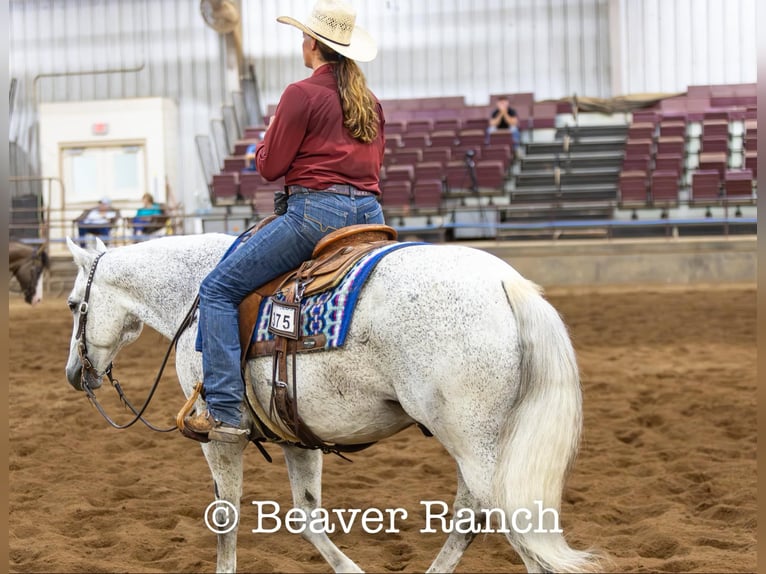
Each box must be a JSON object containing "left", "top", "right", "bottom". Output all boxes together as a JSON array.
[{"left": 64, "top": 234, "right": 600, "bottom": 574}]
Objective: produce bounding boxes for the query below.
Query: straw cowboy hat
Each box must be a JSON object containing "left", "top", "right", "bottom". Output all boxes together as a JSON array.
[{"left": 277, "top": 0, "right": 377, "bottom": 62}]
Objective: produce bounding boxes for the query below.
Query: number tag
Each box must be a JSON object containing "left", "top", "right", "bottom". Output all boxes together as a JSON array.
[{"left": 268, "top": 299, "right": 301, "bottom": 340}]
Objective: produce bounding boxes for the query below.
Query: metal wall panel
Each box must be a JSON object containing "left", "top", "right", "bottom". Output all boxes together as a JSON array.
[
  {"left": 619, "top": 0, "right": 756, "bottom": 94},
  {"left": 9, "top": 0, "right": 228, "bottom": 212},
  {"left": 244, "top": 0, "right": 612, "bottom": 108}
]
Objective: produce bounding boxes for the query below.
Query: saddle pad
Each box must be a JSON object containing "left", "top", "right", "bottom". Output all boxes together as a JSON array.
[{"left": 252, "top": 242, "right": 416, "bottom": 350}]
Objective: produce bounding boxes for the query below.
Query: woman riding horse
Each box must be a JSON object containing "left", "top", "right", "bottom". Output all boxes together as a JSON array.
[{"left": 185, "top": 0, "right": 385, "bottom": 442}]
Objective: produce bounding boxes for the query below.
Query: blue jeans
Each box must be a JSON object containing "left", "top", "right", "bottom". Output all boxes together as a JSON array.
[{"left": 197, "top": 189, "right": 384, "bottom": 426}]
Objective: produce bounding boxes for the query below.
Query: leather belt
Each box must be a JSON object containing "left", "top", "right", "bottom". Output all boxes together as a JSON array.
[{"left": 287, "top": 184, "right": 378, "bottom": 198}]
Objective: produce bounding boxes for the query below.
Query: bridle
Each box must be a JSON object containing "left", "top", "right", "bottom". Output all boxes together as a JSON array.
[{"left": 75, "top": 251, "right": 197, "bottom": 433}]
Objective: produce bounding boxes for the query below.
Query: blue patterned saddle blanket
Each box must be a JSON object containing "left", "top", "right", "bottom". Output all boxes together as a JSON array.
[{"left": 250, "top": 242, "right": 414, "bottom": 353}]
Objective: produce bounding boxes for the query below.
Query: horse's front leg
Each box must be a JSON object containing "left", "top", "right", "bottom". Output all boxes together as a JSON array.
[
  {"left": 282, "top": 445, "right": 364, "bottom": 573},
  {"left": 201, "top": 440, "right": 248, "bottom": 574}
]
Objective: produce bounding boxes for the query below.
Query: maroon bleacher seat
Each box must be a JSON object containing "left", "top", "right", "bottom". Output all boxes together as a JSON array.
[
  {"left": 744, "top": 151, "right": 757, "bottom": 179},
  {"left": 487, "top": 129, "right": 516, "bottom": 148},
  {"left": 618, "top": 170, "right": 649, "bottom": 206},
  {"left": 414, "top": 162, "right": 445, "bottom": 184},
  {"left": 622, "top": 155, "right": 651, "bottom": 172},
  {"left": 412, "top": 179, "right": 444, "bottom": 210},
  {"left": 393, "top": 148, "right": 423, "bottom": 165},
  {"left": 421, "top": 146, "right": 452, "bottom": 165},
  {"left": 650, "top": 170, "right": 680, "bottom": 205},
  {"left": 723, "top": 170, "right": 754, "bottom": 203},
  {"left": 432, "top": 118, "right": 461, "bottom": 133},
  {"left": 624, "top": 139, "right": 653, "bottom": 158},
  {"left": 702, "top": 119, "right": 729, "bottom": 138},
  {"left": 531, "top": 102, "right": 557, "bottom": 129},
  {"left": 475, "top": 160, "right": 506, "bottom": 192},
  {"left": 250, "top": 190, "right": 274, "bottom": 215},
  {"left": 631, "top": 110, "right": 658, "bottom": 125},
  {"left": 698, "top": 152, "right": 728, "bottom": 178},
  {"left": 456, "top": 129, "right": 486, "bottom": 153},
  {"left": 223, "top": 156, "right": 247, "bottom": 173},
  {"left": 658, "top": 121, "right": 687, "bottom": 139},
  {"left": 700, "top": 136, "right": 728, "bottom": 154},
  {"left": 400, "top": 133, "right": 430, "bottom": 149},
  {"left": 234, "top": 139, "right": 259, "bottom": 156},
  {"left": 380, "top": 180, "right": 412, "bottom": 209},
  {"left": 690, "top": 170, "right": 721, "bottom": 204},
  {"left": 212, "top": 173, "right": 239, "bottom": 202},
  {"left": 383, "top": 148, "right": 396, "bottom": 167},
  {"left": 461, "top": 117, "right": 489, "bottom": 131},
  {"left": 703, "top": 110, "right": 730, "bottom": 122},
  {"left": 654, "top": 154, "right": 683, "bottom": 175},
  {"left": 429, "top": 130, "right": 459, "bottom": 149},
  {"left": 405, "top": 119, "right": 434, "bottom": 134},
  {"left": 383, "top": 164, "right": 415, "bottom": 184},
  {"left": 385, "top": 120, "right": 407, "bottom": 135},
  {"left": 481, "top": 144, "right": 513, "bottom": 172},
  {"left": 445, "top": 160, "right": 472, "bottom": 192},
  {"left": 656, "top": 137, "right": 685, "bottom": 157},
  {"left": 239, "top": 172, "right": 267, "bottom": 200},
  {"left": 627, "top": 123, "right": 656, "bottom": 141},
  {"left": 385, "top": 133, "right": 402, "bottom": 149},
  {"left": 243, "top": 126, "right": 266, "bottom": 139}
]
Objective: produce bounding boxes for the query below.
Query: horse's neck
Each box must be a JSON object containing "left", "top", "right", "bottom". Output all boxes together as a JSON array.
[
  {"left": 103, "top": 236, "right": 231, "bottom": 338},
  {"left": 9, "top": 243, "right": 33, "bottom": 271}
]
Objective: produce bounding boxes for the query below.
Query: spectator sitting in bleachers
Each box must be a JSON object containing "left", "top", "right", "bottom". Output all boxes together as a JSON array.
[
  {"left": 486, "top": 95, "right": 520, "bottom": 151},
  {"left": 131, "top": 192, "right": 167, "bottom": 235},
  {"left": 76, "top": 197, "right": 119, "bottom": 246}
]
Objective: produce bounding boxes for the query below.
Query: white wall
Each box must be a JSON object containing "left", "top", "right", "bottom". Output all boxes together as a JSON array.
[
  {"left": 245, "top": 0, "right": 612, "bottom": 107},
  {"left": 611, "top": 0, "right": 757, "bottom": 95},
  {"left": 38, "top": 98, "right": 177, "bottom": 243}
]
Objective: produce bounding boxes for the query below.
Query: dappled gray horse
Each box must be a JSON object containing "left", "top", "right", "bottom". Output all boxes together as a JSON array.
[{"left": 64, "top": 234, "right": 600, "bottom": 573}]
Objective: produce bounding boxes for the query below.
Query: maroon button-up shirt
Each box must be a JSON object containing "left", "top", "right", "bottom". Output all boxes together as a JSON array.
[{"left": 255, "top": 64, "right": 385, "bottom": 194}]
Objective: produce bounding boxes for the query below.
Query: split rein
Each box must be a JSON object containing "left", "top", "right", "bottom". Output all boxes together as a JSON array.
[{"left": 76, "top": 252, "right": 198, "bottom": 433}]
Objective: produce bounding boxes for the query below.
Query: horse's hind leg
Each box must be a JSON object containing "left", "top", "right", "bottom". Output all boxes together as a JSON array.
[
  {"left": 201, "top": 440, "right": 248, "bottom": 574},
  {"left": 425, "top": 467, "right": 482, "bottom": 573},
  {"left": 282, "top": 445, "right": 364, "bottom": 573}
]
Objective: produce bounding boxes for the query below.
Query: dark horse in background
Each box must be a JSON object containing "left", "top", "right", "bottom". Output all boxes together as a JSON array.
[{"left": 9, "top": 241, "right": 50, "bottom": 305}]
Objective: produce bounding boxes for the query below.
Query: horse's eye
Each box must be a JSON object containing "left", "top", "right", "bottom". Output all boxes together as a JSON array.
[{"left": 67, "top": 300, "right": 77, "bottom": 312}]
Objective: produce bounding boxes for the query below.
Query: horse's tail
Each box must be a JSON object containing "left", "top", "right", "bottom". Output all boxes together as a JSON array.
[{"left": 491, "top": 276, "right": 602, "bottom": 573}]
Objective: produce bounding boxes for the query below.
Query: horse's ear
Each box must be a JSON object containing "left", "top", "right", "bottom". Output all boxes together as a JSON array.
[
  {"left": 66, "top": 237, "right": 94, "bottom": 270},
  {"left": 94, "top": 237, "right": 108, "bottom": 253}
]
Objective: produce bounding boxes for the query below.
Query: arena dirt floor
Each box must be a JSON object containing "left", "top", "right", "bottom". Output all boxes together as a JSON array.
[{"left": 9, "top": 283, "right": 756, "bottom": 573}]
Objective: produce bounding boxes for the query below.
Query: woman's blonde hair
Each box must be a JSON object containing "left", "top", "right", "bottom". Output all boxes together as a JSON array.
[{"left": 317, "top": 43, "right": 379, "bottom": 143}]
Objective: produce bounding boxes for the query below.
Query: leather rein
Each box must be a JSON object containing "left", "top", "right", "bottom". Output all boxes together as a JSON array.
[{"left": 75, "top": 252, "right": 196, "bottom": 433}]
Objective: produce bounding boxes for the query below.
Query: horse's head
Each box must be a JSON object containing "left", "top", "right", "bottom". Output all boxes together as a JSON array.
[
  {"left": 12, "top": 244, "right": 49, "bottom": 305},
  {"left": 64, "top": 237, "right": 144, "bottom": 392}
]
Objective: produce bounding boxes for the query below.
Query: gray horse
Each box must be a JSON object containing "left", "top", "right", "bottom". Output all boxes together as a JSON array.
[{"left": 64, "top": 234, "right": 601, "bottom": 573}]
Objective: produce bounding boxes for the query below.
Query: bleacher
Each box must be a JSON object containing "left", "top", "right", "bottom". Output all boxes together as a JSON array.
[{"left": 204, "top": 83, "right": 756, "bottom": 240}]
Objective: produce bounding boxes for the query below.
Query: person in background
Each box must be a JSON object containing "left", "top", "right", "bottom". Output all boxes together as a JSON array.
[
  {"left": 76, "top": 198, "right": 119, "bottom": 245},
  {"left": 486, "top": 95, "right": 520, "bottom": 152},
  {"left": 183, "top": 0, "right": 385, "bottom": 442},
  {"left": 131, "top": 193, "right": 163, "bottom": 234}
]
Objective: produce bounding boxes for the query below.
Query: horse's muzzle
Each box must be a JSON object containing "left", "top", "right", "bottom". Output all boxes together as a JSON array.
[{"left": 66, "top": 364, "right": 103, "bottom": 392}]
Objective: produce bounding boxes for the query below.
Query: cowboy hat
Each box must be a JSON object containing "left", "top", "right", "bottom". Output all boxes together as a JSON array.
[{"left": 277, "top": 0, "right": 377, "bottom": 63}]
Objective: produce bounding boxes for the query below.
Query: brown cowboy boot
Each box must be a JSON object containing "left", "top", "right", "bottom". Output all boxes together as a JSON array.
[{"left": 184, "top": 410, "right": 249, "bottom": 443}]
